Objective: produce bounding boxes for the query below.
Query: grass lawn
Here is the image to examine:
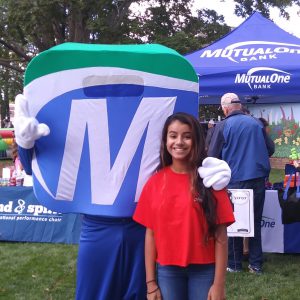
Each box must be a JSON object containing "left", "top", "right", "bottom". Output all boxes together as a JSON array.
[
  {"left": 269, "top": 168, "right": 285, "bottom": 185},
  {"left": 1, "top": 242, "right": 300, "bottom": 300},
  {"left": 0, "top": 242, "right": 78, "bottom": 300}
]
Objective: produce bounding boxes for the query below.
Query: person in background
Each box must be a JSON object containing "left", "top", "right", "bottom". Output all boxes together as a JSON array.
[
  {"left": 3, "top": 117, "right": 13, "bottom": 128},
  {"left": 11, "top": 140, "right": 23, "bottom": 174},
  {"left": 205, "top": 119, "right": 215, "bottom": 152},
  {"left": 208, "top": 93, "right": 271, "bottom": 275},
  {"left": 134, "top": 112, "right": 234, "bottom": 300},
  {"left": 241, "top": 106, "right": 274, "bottom": 157},
  {"left": 241, "top": 106, "right": 250, "bottom": 115},
  {"left": 259, "top": 117, "right": 275, "bottom": 158},
  {"left": 11, "top": 139, "right": 34, "bottom": 186},
  {"left": 240, "top": 109, "right": 275, "bottom": 258}
]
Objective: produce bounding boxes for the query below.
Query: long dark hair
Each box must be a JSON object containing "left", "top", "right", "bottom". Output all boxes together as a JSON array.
[{"left": 158, "top": 112, "right": 217, "bottom": 238}]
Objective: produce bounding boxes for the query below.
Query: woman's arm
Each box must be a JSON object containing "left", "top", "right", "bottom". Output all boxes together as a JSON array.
[
  {"left": 208, "top": 224, "right": 228, "bottom": 300},
  {"left": 145, "top": 228, "right": 161, "bottom": 300}
]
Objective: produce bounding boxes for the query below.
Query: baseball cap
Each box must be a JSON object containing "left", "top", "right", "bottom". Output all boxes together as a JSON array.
[{"left": 221, "top": 93, "right": 241, "bottom": 105}]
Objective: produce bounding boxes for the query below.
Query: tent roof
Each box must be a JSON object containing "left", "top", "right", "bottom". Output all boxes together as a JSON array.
[{"left": 185, "top": 12, "right": 300, "bottom": 104}]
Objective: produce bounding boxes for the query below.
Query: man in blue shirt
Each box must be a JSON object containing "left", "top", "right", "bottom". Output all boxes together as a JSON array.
[{"left": 208, "top": 92, "right": 271, "bottom": 274}]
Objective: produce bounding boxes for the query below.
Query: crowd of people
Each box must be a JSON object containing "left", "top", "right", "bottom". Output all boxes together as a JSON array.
[{"left": 13, "top": 91, "right": 275, "bottom": 300}]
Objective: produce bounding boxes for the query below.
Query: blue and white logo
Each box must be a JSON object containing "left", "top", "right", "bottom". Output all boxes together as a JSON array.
[
  {"left": 235, "top": 67, "right": 291, "bottom": 90},
  {"left": 26, "top": 68, "right": 198, "bottom": 216}
]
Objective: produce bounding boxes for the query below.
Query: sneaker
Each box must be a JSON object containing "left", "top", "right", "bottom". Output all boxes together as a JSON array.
[
  {"left": 248, "top": 265, "right": 262, "bottom": 275},
  {"left": 226, "top": 267, "right": 241, "bottom": 273}
]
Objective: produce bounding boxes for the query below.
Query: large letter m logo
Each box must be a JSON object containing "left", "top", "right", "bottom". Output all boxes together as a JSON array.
[{"left": 33, "top": 96, "right": 176, "bottom": 206}]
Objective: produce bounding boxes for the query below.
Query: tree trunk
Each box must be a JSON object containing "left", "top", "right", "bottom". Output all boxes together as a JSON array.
[{"left": 1, "top": 70, "right": 11, "bottom": 127}]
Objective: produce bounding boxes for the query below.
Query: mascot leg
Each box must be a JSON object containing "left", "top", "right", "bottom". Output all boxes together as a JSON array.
[{"left": 76, "top": 215, "right": 146, "bottom": 300}]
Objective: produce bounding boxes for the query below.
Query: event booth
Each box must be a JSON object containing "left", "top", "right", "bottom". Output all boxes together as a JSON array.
[{"left": 185, "top": 12, "right": 300, "bottom": 104}]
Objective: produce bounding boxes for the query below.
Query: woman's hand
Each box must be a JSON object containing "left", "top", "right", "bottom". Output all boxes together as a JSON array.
[
  {"left": 207, "top": 283, "right": 226, "bottom": 300},
  {"left": 147, "top": 281, "right": 162, "bottom": 300}
]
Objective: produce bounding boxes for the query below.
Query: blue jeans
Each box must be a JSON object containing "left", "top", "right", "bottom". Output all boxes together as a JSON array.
[
  {"left": 157, "top": 263, "right": 215, "bottom": 300},
  {"left": 227, "top": 177, "right": 266, "bottom": 271}
]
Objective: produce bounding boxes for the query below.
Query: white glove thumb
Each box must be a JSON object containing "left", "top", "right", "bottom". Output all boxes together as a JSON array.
[
  {"left": 37, "top": 123, "right": 50, "bottom": 137},
  {"left": 198, "top": 157, "right": 231, "bottom": 190},
  {"left": 14, "top": 94, "right": 50, "bottom": 149}
]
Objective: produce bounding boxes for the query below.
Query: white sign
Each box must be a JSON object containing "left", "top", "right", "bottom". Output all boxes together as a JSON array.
[{"left": 227, "top": 189, "right": 254, "bottom": 237}]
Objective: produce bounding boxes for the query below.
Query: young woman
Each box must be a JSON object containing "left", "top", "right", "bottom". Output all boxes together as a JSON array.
[{"left": 133, "top": 112, "right": 235, "bottom": 300}]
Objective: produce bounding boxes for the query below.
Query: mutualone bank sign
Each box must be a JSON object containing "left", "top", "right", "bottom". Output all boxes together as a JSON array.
[
  {"left": 235, "top": 67, "right": 291, "bottom": 90},
  {"left": 185, "top": 12, "right": 300, "bottom": 104},
  {"left": 200, "top": 42, "right": 300, "bottom": 63}
]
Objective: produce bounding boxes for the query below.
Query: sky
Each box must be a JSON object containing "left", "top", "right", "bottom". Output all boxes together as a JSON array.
[{"left": 193, "top": 0, "right": 300, "bottom": 38}]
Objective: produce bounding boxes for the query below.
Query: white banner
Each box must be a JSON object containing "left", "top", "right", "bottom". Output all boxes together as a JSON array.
[{"left": 261, "top": 190, "right": 284, "bottom": 253}]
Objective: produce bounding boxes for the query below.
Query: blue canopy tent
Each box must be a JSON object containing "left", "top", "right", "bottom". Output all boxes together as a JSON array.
[{"left": 185, "top": 12, "right": 300, "bottom": 104}]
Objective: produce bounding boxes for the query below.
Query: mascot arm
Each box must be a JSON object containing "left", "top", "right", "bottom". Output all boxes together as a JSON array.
[
  {"left": 14, "top": 94, "right": 50, "bottom": 149},
  {"left": 14, "top": 94, "right": 50, "bottom": 175},
  {"left": 18, "top": 146, "right": 33, "bottom": 175}
]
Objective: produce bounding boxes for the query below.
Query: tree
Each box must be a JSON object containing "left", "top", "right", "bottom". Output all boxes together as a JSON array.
[
  {"left": 0, "top": 0, "right": 233, "bottom": 72},
  {"left": 0, "top": 44, "right": 22, "bottom": 125},
  {"left": 0, "top": 0, "right": 141, "bottom": 71},
  {"left": 232, "top": 0, "right": 300, "bottom": 19},
  {"left": 0, "top": 0, "right": 142, "bottom": 122},
  {"left": 131, "top": 1, "right": 231, "bottom": 54}
]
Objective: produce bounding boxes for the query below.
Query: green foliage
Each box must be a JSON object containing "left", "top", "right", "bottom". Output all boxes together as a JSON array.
[
  {"left": 137, "top": 4, "right": 231, "bottom": 54},
  {"left": 0, "top": 32, "right": 23, "bottom": 123},
  {"left": 199, "top": 104, "right": 223, "bottom": 122},
  {"left": 1, "top": 242, "right": 300, "bottom": 299},
  {"left": 233, "top": 0, "right": 298, "bottom": 19}
]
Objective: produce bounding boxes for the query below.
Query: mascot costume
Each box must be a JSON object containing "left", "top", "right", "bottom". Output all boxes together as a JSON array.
[{"left": 14, "top": 43, "right": 231, "bottom": 300}]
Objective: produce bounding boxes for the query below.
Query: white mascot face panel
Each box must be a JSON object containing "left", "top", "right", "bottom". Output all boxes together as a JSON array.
[{"left": 24, "top": 43, "right": 199, "bottom": 217}]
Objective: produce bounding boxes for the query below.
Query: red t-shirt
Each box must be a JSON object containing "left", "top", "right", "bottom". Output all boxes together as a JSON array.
[{"left": 133, "top": 167, "right": 235, "bottom": 267}]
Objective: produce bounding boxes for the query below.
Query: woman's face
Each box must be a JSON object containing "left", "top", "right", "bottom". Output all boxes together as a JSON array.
[{"left": 166, "top": 120, "right": 192, "bottom": 163}]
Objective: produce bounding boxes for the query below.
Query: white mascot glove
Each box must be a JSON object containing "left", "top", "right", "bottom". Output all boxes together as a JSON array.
[
  {"left": 198, "top": 157, "right": 231, "bottom": 191},
  {"left": 14, "top": 94, "right": 50, "bottom": 149}
]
